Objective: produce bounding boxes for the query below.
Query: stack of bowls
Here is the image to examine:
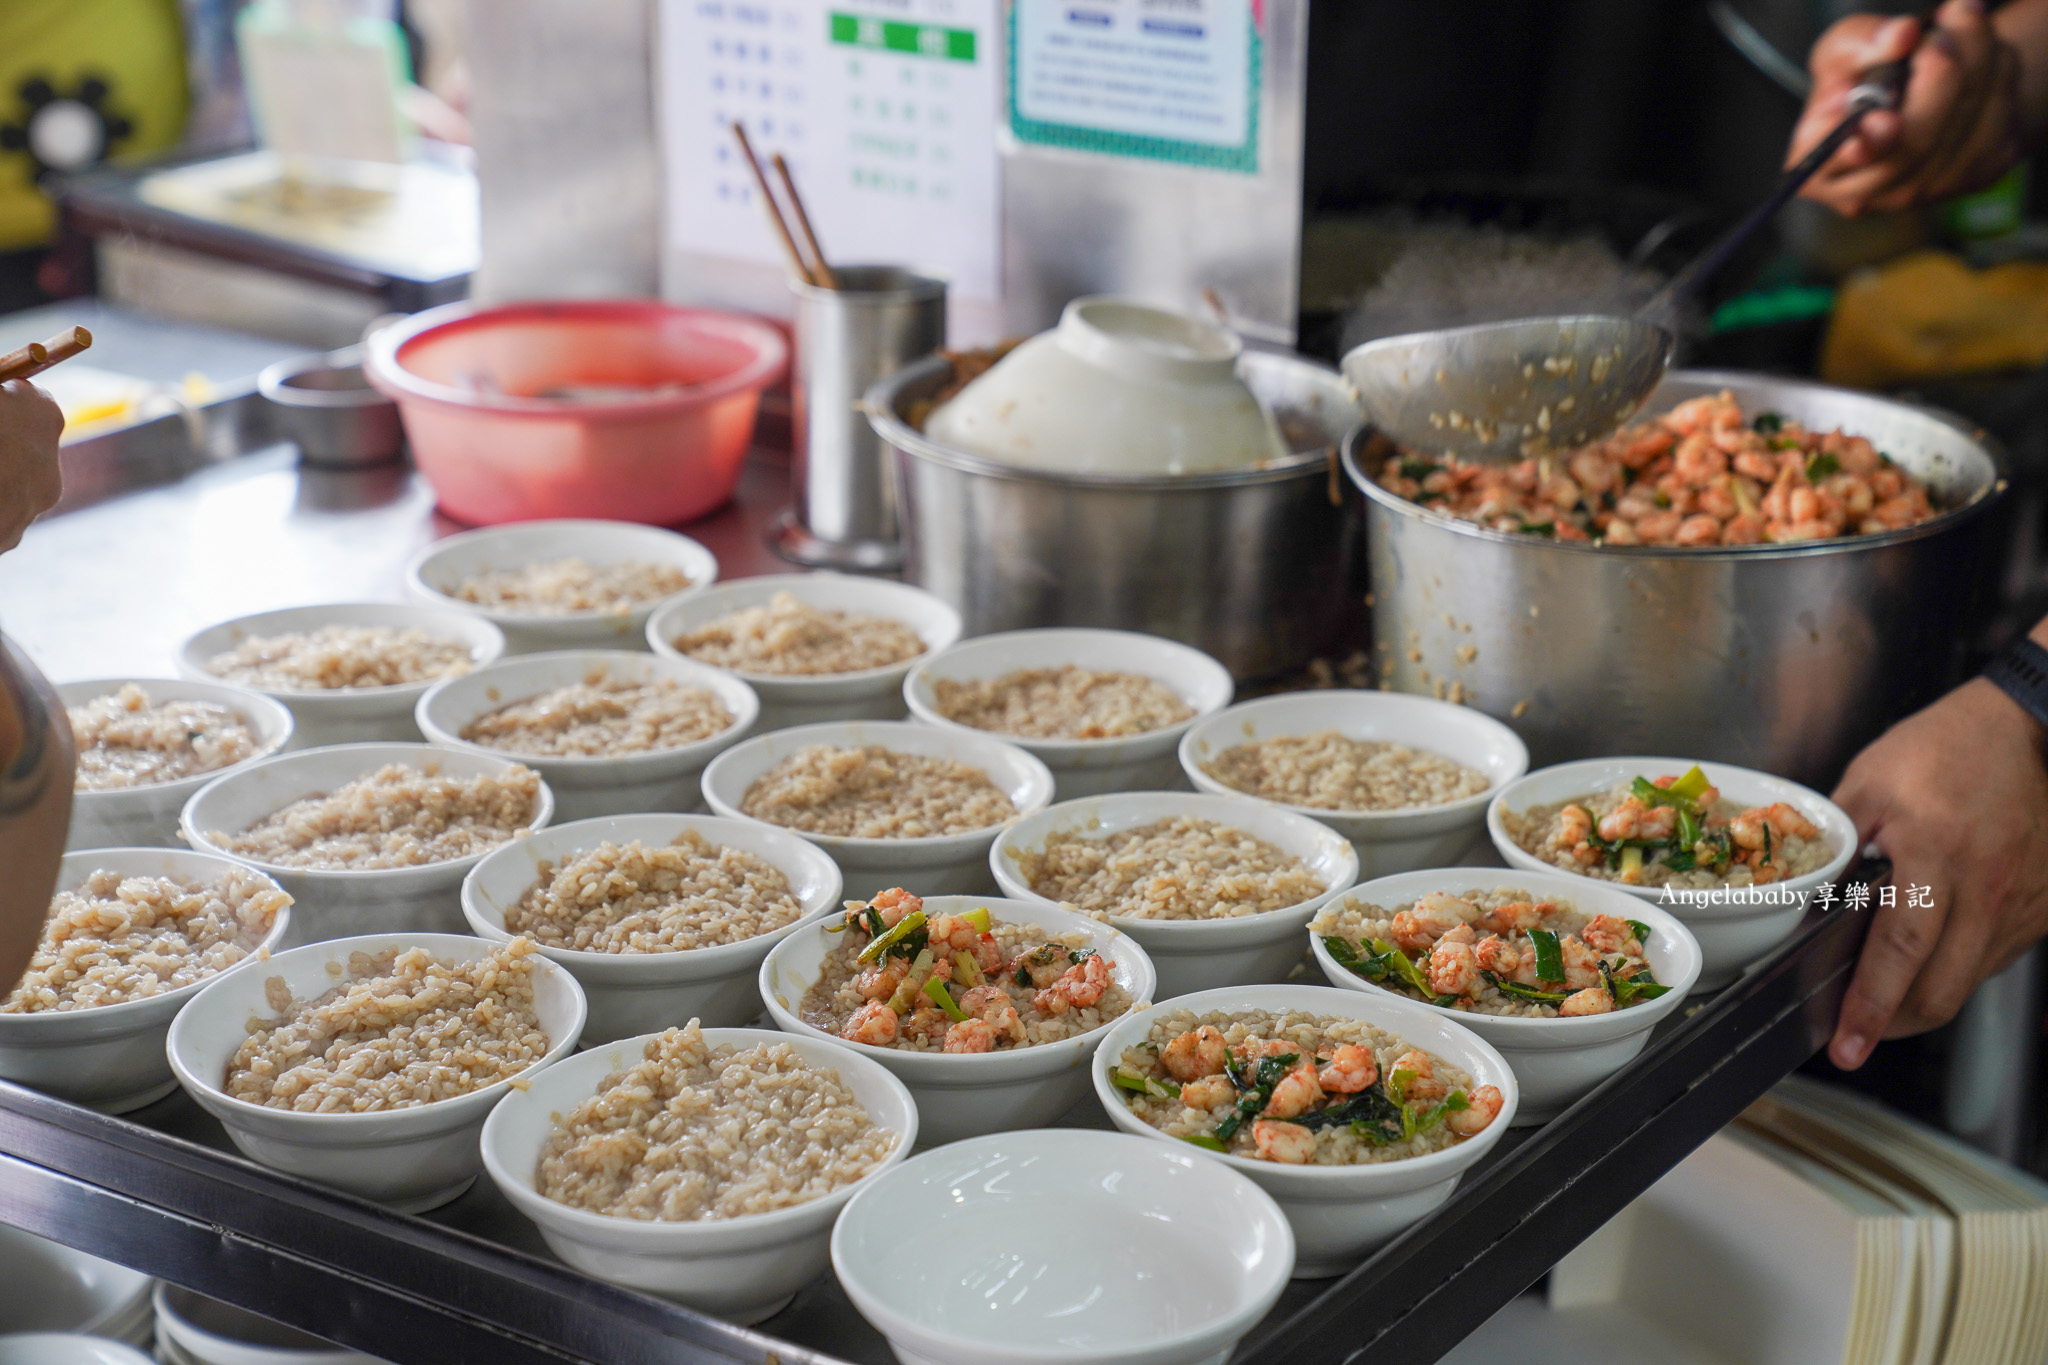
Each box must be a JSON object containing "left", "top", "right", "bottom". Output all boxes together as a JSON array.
[{"left": 0, "top": 1226, "right": 153, "bottom": 1346}]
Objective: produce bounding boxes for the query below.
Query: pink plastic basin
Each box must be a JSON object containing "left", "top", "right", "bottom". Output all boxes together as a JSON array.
[{"left": 366, "top": 300, "right": 788, "bottom": 526}]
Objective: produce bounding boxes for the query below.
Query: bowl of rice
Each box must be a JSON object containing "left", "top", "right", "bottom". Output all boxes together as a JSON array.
[
  {"left": 701, "top": 719, "right": 1053, "bottom": 895},
  {"left": 1179, "top": 690, "right": 1528, "bottom": 878},
  {"left": 1308, "top": 869, "right": 1702, "bottom": 1123},
  {"left": 407, "top": 520, "right": 718, "bottom": 655},
  {"left": 990, "top": 791, "right": 1358, "bottom": 999},
  {"left": 461, "top": 812, "right": 843, "bottom": 1043},
  {"left": 1091, "top": 983, "right": 1516, "bottom": 1276},
  {"left": 415, "top": 649, "right": 758, "bottom": 821},
  {"left": 647, "top": 573, "right": 961, "bottom": 732},
  {"left": 166, "top": 932, "right": 586, "bottom": 1211},
  {"left": 479, "top": 1021, "right": 915, "bottom": 1323},
  {"left": 0, "top": 849, "right": 293, "bottom": 1113},
  {"left": 759, "top": 890, "right": 1154, "bottom": 1145},
  {"left": 903, "top": 627, "right": 1235, "bottom": 802},
  {"left": 180, "top": 742, "right": 553, "bottom": 943},
  {"left": 178, "top": 603, "right": 506, "bottom": 749},
  {"left": 59, "top": 679, "right": 294, "bottom": 852},
  {"left": 1488, "top": 757, "right": 1856, "bottom": 988}
]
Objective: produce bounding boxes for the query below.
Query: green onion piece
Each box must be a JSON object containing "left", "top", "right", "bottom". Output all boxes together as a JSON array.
[
  {"left": 1407, "top": 1088, "right": 1473, "bottom": 1139},
  {"left": 1483, "top": 971, "right": 1572, "bottom": 1004},
  {"left": 1181, "top": 1134, "right": 1229, "bottom": 1153},
  {"left": 923, "top": 977, "right": 968, "bottom": 1022},
  {"left": 1619, "top": 845, "right": 1644, "bottom": 880},
  {"left": 857, "top": 909, "right": 927, "bottom": 965},
  {"left": 1323, "top": 936, "right": 1387, "bottom": 981},
  {"left": 886, "top": 949, "right": 936, "bottom": 1014},
  {"left": 1613, "top": 972, "right": 1674, "bottom": 1007},
  {"left": 1528, "top": 928, "right": 1565, "bottom": 983},
  {"left": 1675, "top": 807, "right": 1702, "bottom": 850},
  {"left": 1806, "top": 451, "right": 1840, "bottom": 482},
  {"left": 1386, "top": 1067, "right": 1417, "bottom": 1105},
  {"left": 864, "top": 907, "right": 886, "bottom": 940},
  {"left": 1112, "top": 1067, "right": 1181, "bottom": 1099},
  {"left": 1753, "top": 411, "right": 1783, "bottom": 433},
  {"left": 1399, "top": 459, "right": 1433, "bottom": 482},
  {"left": 1368, "top": 938, "right": 1432, "bottom": 996},
  {"left": 1517, "top": 521, "right": 1556, "bottom": 537},
  {"left": 1664, "top": 765, "right": 1712, "bottom": 803},
  {"left": 1068, "top": 948, "right": 1097, "bottom": 966},
  {"left": 961, "top": 907, "right": 992, "bottom": 934},
  {"left": 1631, "top": 775, "right": 1679, "bottom": 808},
  {"left": 952, "top": 950, "right": 981, "bottom": 988},
  {"left": 1626, "top": 919, "right": 1653, "bottom": 945},
  {"left": 823, "top": 918, "right": 852, "bottom": 934}
]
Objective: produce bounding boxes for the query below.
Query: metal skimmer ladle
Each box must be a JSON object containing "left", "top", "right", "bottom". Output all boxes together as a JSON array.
[{"left": 1341, "top": 51, "right": 1917, "bottom": 463}]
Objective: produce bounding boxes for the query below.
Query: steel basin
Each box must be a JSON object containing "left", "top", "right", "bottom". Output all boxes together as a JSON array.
[
  {"left": 1344, "top": 369, "right": 2008, "bottom": 788},
  {"left": 869, "top": 349, "right": 1364, "bottom": 681}
]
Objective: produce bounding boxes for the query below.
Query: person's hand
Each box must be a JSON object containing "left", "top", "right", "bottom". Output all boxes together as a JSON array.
[
  {"left": 0, "top": 379, "right": 63, "bottom": 552},
  {"left": 1790, "top": 0, "right": 2025, "bottom": 217},
  {"left": 1828, "top": 674, "right": 2048, "bottom": 1068}
]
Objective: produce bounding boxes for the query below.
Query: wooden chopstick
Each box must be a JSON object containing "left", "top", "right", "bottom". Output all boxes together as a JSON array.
[
  {"left": 772, "top": 153, "right": 838, "bottom": 289},
  {"left": 730, "top": 121, "right": 819, "bottom": 287},
  {"left": 0, "top": 326, "right": 91, "bottom": 383}
]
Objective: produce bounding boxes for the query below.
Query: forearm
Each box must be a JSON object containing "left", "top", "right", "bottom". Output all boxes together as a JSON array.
[
  {"left": 1996, "top": 0, "right": 2048, "bottom": 151},
  {"left": 0, "top": 637, "right": 71, "bottom": 992}
]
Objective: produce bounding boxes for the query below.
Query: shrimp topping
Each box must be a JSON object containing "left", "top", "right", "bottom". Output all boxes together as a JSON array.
[
  {"left": 1161, "top": 1025, "right": 1230, "bottom": 1081},
  {"left": 1317, "top": 1044, "right": 1378, "bottom": 1093},
  {"left": 1251, "top": 1119, "right": 1316, "bottom": 1164}
]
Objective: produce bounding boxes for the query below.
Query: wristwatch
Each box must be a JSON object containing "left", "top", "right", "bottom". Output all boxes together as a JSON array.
[{"left": 1981, "top": 636, "right": 2048, "bottom": 733}]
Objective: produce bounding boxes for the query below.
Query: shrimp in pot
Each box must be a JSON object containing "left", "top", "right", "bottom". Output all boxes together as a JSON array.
[
  {"left": 1318, "top": 1045, "right": 1379, "bottom": 1093},
  {"left": 1262, "top": 1061, "right": 1325, "bottom": 1119},
  {"left": 841, "top": 1001, "right": 899, "bottom": 1047},
  {"left": 1033, "top": 953, "right": 1110, "bottom": 1016},
  {"left": 1428, "top": 925, "right": 1482, "bottom": 997},
  {"left": 942, "top": 1018, "right": 998, "bottom": 1053},
  {"left": 1161, "top": 1025, "right": 1229, "bottom": 1081}
]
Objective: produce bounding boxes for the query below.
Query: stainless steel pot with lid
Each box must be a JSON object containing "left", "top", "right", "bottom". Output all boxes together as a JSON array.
[{"left": 1345, "top": 369, "right": 2008, "bottom": 788}]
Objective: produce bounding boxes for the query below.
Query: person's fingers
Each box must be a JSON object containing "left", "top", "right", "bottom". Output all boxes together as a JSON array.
[
  {"left": 1830, "top": 852, "right": 1951, "bottom": 1068},
  {"left": 1813, "top": 16, "right": 1973, "bottom": 209},
  {"left": 1889, "top": 874, "right": 1997, "bottom": 1035},
  {"left": 1790, "top": 14, "right": 1916, "bottom": 171}
]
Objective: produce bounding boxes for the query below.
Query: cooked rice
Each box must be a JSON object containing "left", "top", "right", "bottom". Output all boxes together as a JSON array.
[
  {"left": 739, "top": 745, "right": 1015, "bottom": 838},
  {"left": 206, "top": 762, "right": 540, "bottom": 870},
  {"left": 1503, "top": 782, "right": 1834, "bottom": 889},
  {"left": 1017, "top": 816, "right": 1326, "bottom": 920},
  {"left": 450, "top": 558, "right": 692, "bottom": 615},
  {"left": 223, "top": 938, "right": 551, "bottom": 1112},
  {"left": 1314, "top": 887, "right": 1598, "bottom": 1018},
  {"left": 458, "top": 677, "right": 733, "bottom": 757},
  {"left": 535, "top": 1021, "right": 898, "bottom": 1220},
  {"left": 3, "top": 867, "right": 289, "bottom": 1012},
  {"left": 206, "top": 625, "right": 473, "bottom": 691},
  {"left": 69, "top": 683, "right": 263, "bottom": 790},
  {"left": 1202, "top": 730, "right": 1491, "bottom": 811},
  {"left": 669, "top": 592, "right": 924, "bottom": 675},
  {"left": 505, "top": 831, "right": 804, "bottom": 953},
  {"left": 1117, "top": 1008, "right": 1475, "bottom": 1164},
  {"left": 930, "top": 665, "right": 1194, "bottom": 740},
  {"left": 800, "top": 918, "right": 1131, "bottom": 1051}
]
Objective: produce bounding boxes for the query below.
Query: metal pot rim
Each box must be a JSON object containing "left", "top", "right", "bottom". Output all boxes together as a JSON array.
[{"left": 1342, "top": 368, "right": 2009, "bottom": 559}]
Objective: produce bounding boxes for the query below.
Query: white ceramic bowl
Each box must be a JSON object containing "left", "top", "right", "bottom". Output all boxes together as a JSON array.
[
  {"left": 181, "top": 742, "right": 555, "bottom": 945},
  {"left": 1307, "top": 868, "right": 1703, "bottom": 1124},
  {"left": 480, "top": 1025, "right": 916, "bottom": 1324},
  {"left": 462, "top": 812, "right": 844, "bottom": 1043},
  {"left": 759, "top": 895, "right": 1156, "bottom": 1146},
  {"left": 1487, "top": 757, "right": 1857, "bottom": 989},
  {"left": 167, "top": 932, "right": 586, "bottom": 1212},
  {"left": 57, "top": 679, "right": 295, "bottom": 852},
  {"left": 177, "top": 603, "right": 506, "bottom": 749},
  {"left": 152, "top": 1284, "right": 384, "bottom": 1365},
  {"left": 1179, "top": 690, "right": 1528, "bottom": 878},
  {"left": 0, "top": 1336, "right": 155, "bottom": 1365},
  {"left": 647, "top": 573, "right": 962, "bottom": 732},
  {"left": 702, "top": 720, "right": 1053, "bottom": 897},
  {"left": 835, "top": 1128, "right": 1292, "bottom": 1365},
  {"left": 1093, "top": 983, "right": 1517, "bottom": 1277},
  {"left": 922, "top": 296, "right": 1291, "bottom": 476},
  {"left": 0, "top": 849, "right": 293, "bottom": 1113},
  {"left": 904, "top": 628, "right": 1235, "bottom": 802},
  {"left": 415, "top": 650, "right": 759, "bottom": 821},
  {"left": 0, "top": 1227, "right": 152, "bottom": 1340},
  {"left": 407, "top": 520, "right": 718, "bottom": 655},
  {"left": 991, "top": 792, "right": 1358, "bottom": 999}
]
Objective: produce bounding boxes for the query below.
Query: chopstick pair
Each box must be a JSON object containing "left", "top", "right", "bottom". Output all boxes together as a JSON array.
[
  {"left": 729, "top": 121, "right": 838, "bottom": 288},
  {"left": 0, "top": 326, "right": 92, "bottom": 383}
]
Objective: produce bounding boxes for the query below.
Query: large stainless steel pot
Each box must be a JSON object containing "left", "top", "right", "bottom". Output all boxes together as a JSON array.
[
  {"left": 869, "top": 350, "right": 1364, "bottom": 680},
  {"left": 1344, "top": 370, "right": 2008, "bottom": 788}
]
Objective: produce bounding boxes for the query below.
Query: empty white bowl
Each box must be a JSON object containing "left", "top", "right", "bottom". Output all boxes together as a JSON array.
[
  {"left": 703, "top": 720, "right": 1053, "bottom": 897},
  {"left": 0, "top": 1336, "right": 156, "bottom": 1365},
  {"left": 1179, "top": 690, "right": 1528, "bottom": 878},
  {"left": 647, "top": 573, "right": 962, "bottom": 732},
  {"left": 181, "top": 742, "right": 555, "bottom": 944},
  {"left": 480, "top": 1025, "right": 916, "bottom": 1324},
  {"left": 991, "top": 791, "right": 1358, "bottom": 999},
  {"left": 833, "top": 1128, "right": 1294, "bottom": 1365},
  {"left": 922, "top": 296, "right": 1291, "bottom": 476},
  {"left": 759, "top": 895, "right": 1156, "bottom": 1146},
  {"left": 462, "top": 812, "right": 843, "bottom": 1043},
  {"left": 415, "top": 649, "right": 759, "bottom": 821},
  {"left": 1092, "top": 983, "right": 1517, "bottom": 1277},
  {"left": 152, "top": 1283, "right": 386, "bottom": 1365},
  {"left": 1487, "top": 757, "right": 1856, "bottom": 989},
  {"left": 0, "top": 849, "right": 293, "bottom": 1113},
  {"left": 904, "top": 628, "right": 1235, "bottom": 801},
  {"left": 1308, "top": 868, "right": 1703, "bottom": 1124},
  {"left": 0, "top": 1227, "right": 152, "bottom": 1341},
  {"left": 178, "top": 603, "right": 506, "bottom": 749},
  {"left": 407, "top": 520, "right": 718, "bottom": 655},
  {"left": 58, "top": 679, "right": 294, "bottom": 852},
  {"left": 167, "top": 931, "right": 586, "bottom": 1212}
]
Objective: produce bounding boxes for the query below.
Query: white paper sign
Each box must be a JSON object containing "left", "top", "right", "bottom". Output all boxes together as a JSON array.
[{"left": 661, "top": 0, "right": 1001, "bottom": 300}]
